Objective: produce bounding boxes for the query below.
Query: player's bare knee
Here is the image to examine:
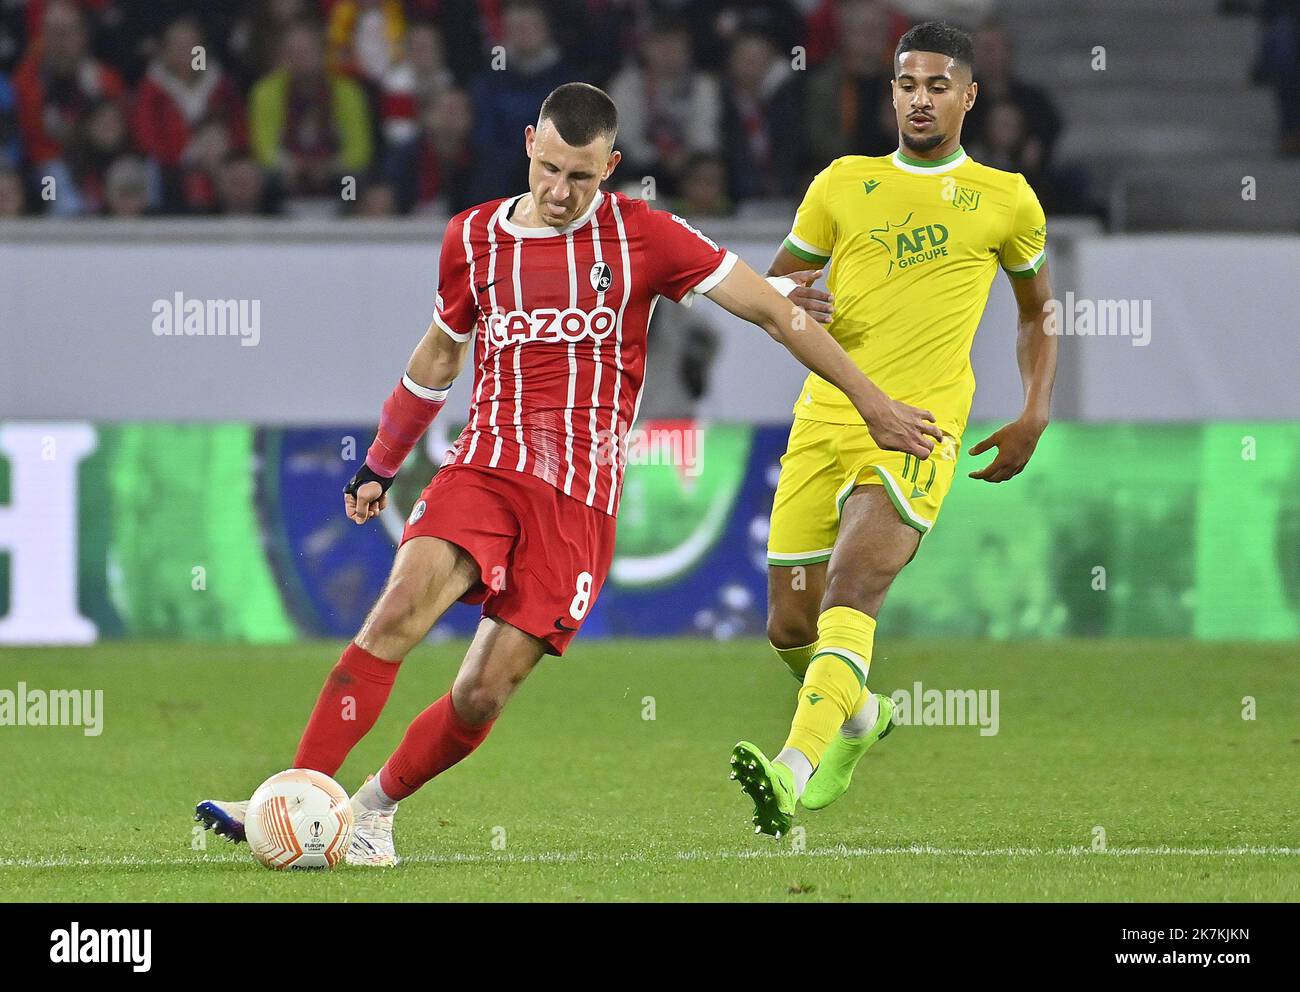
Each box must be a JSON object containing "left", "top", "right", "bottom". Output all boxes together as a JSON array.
[
  {"left": 451, "top": 677, "right": 509, "bottom": 725},
  {"left": 766, "top": 609, "right": 817, "bottom": 649},
  {"left": 365, "top": 583, "right": 429, "bottom": 642}
]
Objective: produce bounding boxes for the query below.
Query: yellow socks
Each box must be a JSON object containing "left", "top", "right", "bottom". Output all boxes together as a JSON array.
[
  {"left": 783, "top": 606, "right": 876, "bottom": 767},
  {"left": 771, "top": 641, "right": 817, "bottom": 683}
]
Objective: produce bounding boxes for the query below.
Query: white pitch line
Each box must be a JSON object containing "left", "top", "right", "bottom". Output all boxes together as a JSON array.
[{"left": 1, "top": 845, "right": 1298, "bottom": 870}]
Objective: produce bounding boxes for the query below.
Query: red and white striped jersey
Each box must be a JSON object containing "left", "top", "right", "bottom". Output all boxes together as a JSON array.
[{"left": 432, "top": 190, "right": 736, "bottom": 516}]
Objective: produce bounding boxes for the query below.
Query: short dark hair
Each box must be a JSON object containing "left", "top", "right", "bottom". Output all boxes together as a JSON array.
[
  {"left": 894, "top": 21, "right": 975, "bottom": 75},
  {"left": 538, "top": 82, "right": 618, "bottom": 146}
]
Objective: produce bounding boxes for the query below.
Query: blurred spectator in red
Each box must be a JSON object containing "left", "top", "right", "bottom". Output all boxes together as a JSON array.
[
  {"left": 380, "top": 23, "right": 466, "bottom": 214},
  {"left": 380, "top": 21, "right": 455, "bottom": 149},
  {"left": 14, "top": 0, "right": 124, "bottom": 214},
  {"left": 327, "top": 0, "right": 406, "bottom": 87},
  {"left": 389, "top": 85, "right": 476, "bottom": 214},
  {"left": 132, "top": 18, "right": 247, "bottom": 213},
  {"left": 964, "top": 21, "right": 1062, "bottom": 168},
  {"left": 217, "top": 154, "right": 274, "bottom": 216},
  {"left": 804, "top": 0, "right": 895, "bottom": 166},
  {"left": 672, "top": 152, "right": 733, "bottom": 217},
  {"left": 19, "top": 1, "right": 139, "bottom": 80},
  {"left": 802, "top": 0, "right": 850, "bottom": 67},
  {"left": 721, "top": 29, "right": 803, "bottom": 200},
  {"left": 469, "top": 1, "right": 577, "bottom": 198},
  {"left": 607, "top": 19, "right": 721, "bottom": 193},
  {"left": 0, "top": 164, "right": 26, "bottom": 215},
  {"left": 175, "top": 119, "right": 236, "bottom": 213},
  {"left": 82, "top": 1, "right": 244, "bottom": 86},
  {"left": 802, "top": 0, "right": 912, "bottom": 67},
  {"left": 69, "top": 97, "right": 135, "bottom": 213},
  {"left": 103, "top": 153, "right": 149, "bottom": 216},
  {"left": 0, "top": 70, "right": 18, "bottom": 166},
  {"left": 249, "top": 20, "right": 374, "bottom": 201}
]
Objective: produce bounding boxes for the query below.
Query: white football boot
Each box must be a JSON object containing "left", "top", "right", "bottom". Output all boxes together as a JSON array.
[
  {"left": 194, "top": 799, "right": 249, "bottom": 843},
  {"left": 346, "top": 802, "right": 399, "bottom": 866},
  {"left": 346, "top": 779, "right": 400, "bottom": 867}
]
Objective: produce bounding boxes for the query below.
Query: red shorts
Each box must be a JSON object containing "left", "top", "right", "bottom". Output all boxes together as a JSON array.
[{"left": 400, "top": 464, "right": 617, "bottom": 655}]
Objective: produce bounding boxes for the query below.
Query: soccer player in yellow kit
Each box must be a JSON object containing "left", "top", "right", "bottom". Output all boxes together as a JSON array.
[{"left": 731, "top": 21, "right": 1059, "bottom": 836}]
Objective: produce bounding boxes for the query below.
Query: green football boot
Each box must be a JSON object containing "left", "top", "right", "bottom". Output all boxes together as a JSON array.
[
  {"left": 800, "top": 693, "right": 897, "bottom": 811},
  {"left": 729, "top": 741, "right": 796, "bottom": 837}
]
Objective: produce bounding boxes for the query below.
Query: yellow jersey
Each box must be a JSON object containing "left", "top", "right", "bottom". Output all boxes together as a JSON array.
[{"left": 782, "top": 146, "right": 1047, "bottom": 438}]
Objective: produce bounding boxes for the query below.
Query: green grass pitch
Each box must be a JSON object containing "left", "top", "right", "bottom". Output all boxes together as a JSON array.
[{"left": 0, "top": 639, "right": 1296, "bottom": 901}]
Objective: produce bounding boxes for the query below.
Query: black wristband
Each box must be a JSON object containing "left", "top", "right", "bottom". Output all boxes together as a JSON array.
[{"left": 343, "top": 462, "right": 396, "bottom": 497}]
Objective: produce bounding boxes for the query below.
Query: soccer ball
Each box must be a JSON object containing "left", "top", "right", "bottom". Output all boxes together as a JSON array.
[{"left": 245, "top": 769, "right": 354, "bottom": 870}]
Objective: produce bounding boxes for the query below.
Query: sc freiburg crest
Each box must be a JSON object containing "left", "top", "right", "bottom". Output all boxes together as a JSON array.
[{"left": 589, "top": 261, "right": 613, "bottom": 293}]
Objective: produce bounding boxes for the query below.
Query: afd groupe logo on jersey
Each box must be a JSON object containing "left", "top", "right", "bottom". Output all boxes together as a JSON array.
[
  {"left": 869, "top": 211, "right": 950, "bottom": 276},
  {"left": 485, "top": 306, "right": 619, "bottom": 347}
]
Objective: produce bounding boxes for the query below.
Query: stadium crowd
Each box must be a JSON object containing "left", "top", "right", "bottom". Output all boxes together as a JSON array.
[{"left": 0, "top": 0, "right": 1074, "bottom": 219}]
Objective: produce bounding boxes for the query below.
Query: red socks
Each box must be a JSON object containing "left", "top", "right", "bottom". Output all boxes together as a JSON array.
[
  {"left": 378, "top": 693, "right": 495, "bottom": 801},
  {"left": 294, "top": 646, "right": 495, "bottom": 800},
  {"left": 293, "top": 642, "right": 401, "bottom": 776}
]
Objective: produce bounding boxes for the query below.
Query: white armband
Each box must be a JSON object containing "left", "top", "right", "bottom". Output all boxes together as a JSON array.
[
  {"left": 401, "top": 373, "right": 452, "bottom": 402},
  {"left": 765, "top": 275, "right": 799, "bottom": 298}
]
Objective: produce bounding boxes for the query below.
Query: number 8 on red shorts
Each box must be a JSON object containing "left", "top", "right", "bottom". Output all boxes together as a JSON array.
[{"left": 400, "top": 463, "right": 618, "bottom": 655}]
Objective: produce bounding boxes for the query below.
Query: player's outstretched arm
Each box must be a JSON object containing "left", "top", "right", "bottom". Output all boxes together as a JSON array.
[
  {"left": 704, "top": 258, "right": 942, "bottom": 459},
  {"left": 968, "top": 263, "right": 1057, "bottom": 482},
  {"left": 765, "top": 244, "right": 834, "bottom": 323},
  {"left": 343, "top": 321, "right": 471, "bottom": 524}
]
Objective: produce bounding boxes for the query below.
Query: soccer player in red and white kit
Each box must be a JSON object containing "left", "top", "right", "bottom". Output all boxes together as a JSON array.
[{"left": 196, "top": 83, "right": 941, "bottom": 865}]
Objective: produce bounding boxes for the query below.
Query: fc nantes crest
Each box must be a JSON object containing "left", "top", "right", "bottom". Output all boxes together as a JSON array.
[{"left": 941, "top": 178, "right": 981, "bottom": 212}]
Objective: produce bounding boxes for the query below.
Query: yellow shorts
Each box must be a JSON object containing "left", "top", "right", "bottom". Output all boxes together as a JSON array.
[{"left": 767, "top": 417, "right": 961, "bottom": 567}]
